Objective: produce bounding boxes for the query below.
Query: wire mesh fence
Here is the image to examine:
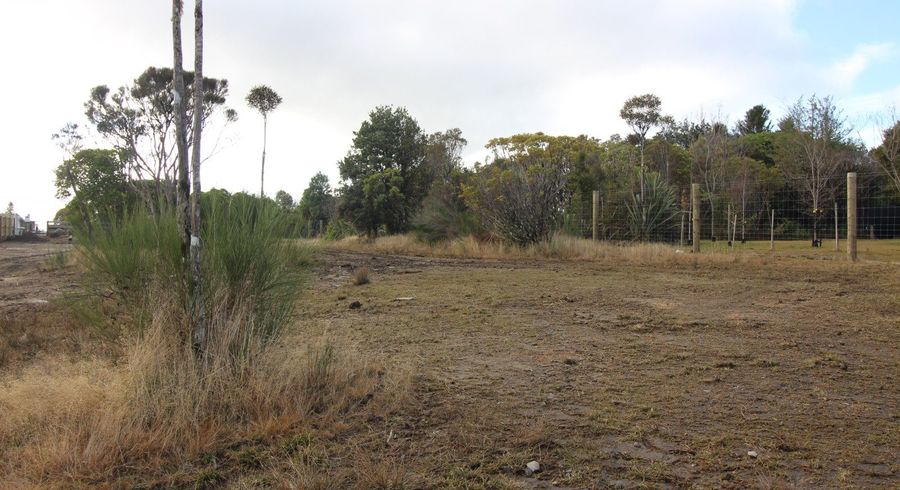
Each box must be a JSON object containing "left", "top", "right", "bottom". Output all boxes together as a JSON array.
[{"left": 562, "top": 171, "right": 900, "bottom": 249}]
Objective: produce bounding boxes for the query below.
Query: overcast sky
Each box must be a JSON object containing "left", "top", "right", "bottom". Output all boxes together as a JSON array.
[{"left": 2, "top": 0, "right": 899, "bottom": 225}]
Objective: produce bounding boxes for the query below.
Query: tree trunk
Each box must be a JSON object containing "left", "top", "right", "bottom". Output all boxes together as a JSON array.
[
  {"left": 172, "top": 0, "right": 190, "bottom": 261},
  {"left": 190, "top": 0, "right": 206, "bottom": 357},
  {"left": 260, "top": 115, "right": 267, "bottom": 197}
]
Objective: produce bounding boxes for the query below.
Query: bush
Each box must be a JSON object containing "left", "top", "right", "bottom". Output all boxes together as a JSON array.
[
  {"left": 462, "top": 145, "right": 571, "bottom": 246},
  {"left": 412, "top": 170, "right": 482, "bottom": 242},
  {"left": 324, "top": 218, "right": 357, "bottom": 241},
  {"left": 625, "top": 171, "right": 679, "bottom": 241}
]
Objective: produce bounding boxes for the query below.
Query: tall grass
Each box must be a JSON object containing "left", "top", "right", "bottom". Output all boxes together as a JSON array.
[{"left": 0, "top": 197, "right": 386, "bottom": 485}]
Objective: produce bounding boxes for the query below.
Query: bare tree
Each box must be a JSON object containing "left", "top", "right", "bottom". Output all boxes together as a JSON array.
[
  {"left": 172, "top": 0, "right": 191, "bottom": 256},
  {"left": 190, "top": 0, "right": 206, "bottom": 355},
  {"left": 690, "top": 118, "right": 729, "bottom": 239},
  {"left": 777, "top": 95, "right": 851, "bottom": 244}
]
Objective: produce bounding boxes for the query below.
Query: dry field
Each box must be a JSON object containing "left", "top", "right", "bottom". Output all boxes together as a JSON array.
[{"left": 1, "top": 237, "right": 898, "bottom": 488}]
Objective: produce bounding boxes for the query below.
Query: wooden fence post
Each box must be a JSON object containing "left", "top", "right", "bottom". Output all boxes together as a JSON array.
[
  {"left": 592, "top": 190, "right": 600, "bottom": 241},
  {"left": 847, "top": 172, "right": 857, "bottom": 262},
  {"left": 691, "top": 183, "right": 700, "bottom": 253},
  {"left": 770, "top": 209, "right": 775, "bottom": 251}
]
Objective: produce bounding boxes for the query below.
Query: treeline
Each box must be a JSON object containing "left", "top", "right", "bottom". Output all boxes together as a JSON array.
[{"left": 54, "top": 66, "right": 900, "bottom": 245}]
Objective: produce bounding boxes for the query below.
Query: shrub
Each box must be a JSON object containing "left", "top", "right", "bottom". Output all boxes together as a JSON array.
[
  {"left": 324, "top": 218, "right": 357, "bottom": 241},
  {"left": 625, "top": 171, "right": 679, "bottom": 241},
  {"left": 462, "top": 136, "right": 571, "bottom": 246},
  {"left": 352, "top": 266, "right": 371, "bottom": 285},
  {"left": 412, "top": 169, "right": 481, "bottom": 242}
]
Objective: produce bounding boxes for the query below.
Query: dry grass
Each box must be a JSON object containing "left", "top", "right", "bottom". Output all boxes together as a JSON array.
[
  {"left": 0, "top": 286, "right": 392, "bottom": 487},
  {"left": 352, "top": 266, "right": 371, "bottom": 285},
  {"left": 324, "top": 233, "right": 770, "bottom": 267}
]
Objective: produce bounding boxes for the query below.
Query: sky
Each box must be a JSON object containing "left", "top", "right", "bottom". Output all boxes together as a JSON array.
[{"left": 1, "top": 0, "right": 899, "bottom": 226}]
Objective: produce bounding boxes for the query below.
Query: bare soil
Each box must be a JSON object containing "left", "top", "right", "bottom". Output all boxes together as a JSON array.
[
  {"left": 297, "top": 248, "right": 899, "bottom": 489},
  {"left": 1, "top": 241, "right": 897, "bottom": 488}
]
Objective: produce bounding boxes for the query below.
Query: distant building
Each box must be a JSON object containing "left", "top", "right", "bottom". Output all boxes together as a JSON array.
[
  {"left": 1, "top": 212, "right": 27, "bottom": 239},
  {"left": 0, "top": 213, "right": 39, "bottom": 239}
]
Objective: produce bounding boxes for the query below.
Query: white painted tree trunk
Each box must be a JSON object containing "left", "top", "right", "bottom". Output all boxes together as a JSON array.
[{"left": 190, "top": 0, "right": 206, "bottom": 356}]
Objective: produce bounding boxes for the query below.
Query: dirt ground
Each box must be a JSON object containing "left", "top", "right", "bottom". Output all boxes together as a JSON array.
[
  {"left": 1, "top": 239, "right": 898, "bottom": 488},
  {"left": 298, "top": 248, "right": 899, "bottom": 489}
]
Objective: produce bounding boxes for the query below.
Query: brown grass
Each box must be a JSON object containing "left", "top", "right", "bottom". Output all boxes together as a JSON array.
[
  {"left": 352, "top": 266, "right": 371, "bottom": 285},
  {"left": 0, "top": 285, "right": 393, "bottom": 487},
  {"left": 324, "top": 233, "right": 771, "bottom": 267}
]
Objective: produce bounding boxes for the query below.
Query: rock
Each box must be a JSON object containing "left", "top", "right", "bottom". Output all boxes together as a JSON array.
[
  {"left": 25, "top": 299, "right": 48, "bottom": 305},
  {"left": 393, "top": 297, "right": 415, "bottom": 301},
  {"left": 525, "top": 460, "right": 541, "bottom": 476},
  {"left": 747, "top": 450, "right": 758, "bottom": 458},
  {"left": 349, "top": 300, "right": 362, "bottom": 309}
]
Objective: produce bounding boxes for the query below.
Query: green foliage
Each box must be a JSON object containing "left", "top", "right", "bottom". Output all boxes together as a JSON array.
[
  {"left": 75, "top": 195, "right": 307, "bottom": 341},
  {"left": 462, "top": 134, "right": 572, "bottom": 245},
  {"left": 54, "top": 148, "right": 134, "bottom": 230},
  {"left": 324, "top": 218, "right": 357, "bottom": 241},
  {"left": 245, "top": 85, "right": 282, "bottom": 116},
  {"left": 338, "top": 106, "right": 429, "bottom": 236},
  {"left": 275, "top": 190, "right": 294, "bottom": 210},
  {"left": 298, "top": 172, "right": 335, "bottom": 232},
  {"left": 620, "top": 94, "right": 662, "bottom": 140},
  {"left": 736, "top": 104, "right": 772, "bottom": 135},
  {"left": 84, "top": 67, "right": 232, "bottom": 208},
  {"left": 625, "top": 172, "right": 678, "bottom": 241},
  {"left": 413, "top": 168, "right": 481, "bottom": 242}
]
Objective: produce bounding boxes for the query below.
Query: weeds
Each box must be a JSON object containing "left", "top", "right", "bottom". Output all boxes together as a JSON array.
[{"left": 352, "top": 266, "right": 371, "bottom": 285}]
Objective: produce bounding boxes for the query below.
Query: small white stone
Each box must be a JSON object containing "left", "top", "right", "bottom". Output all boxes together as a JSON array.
[
  {"left": 747, "top": 450, "right": 758, "bottom": 458},
  {"left": 525, "top": 461, "right": 541, "bottom": 475}
]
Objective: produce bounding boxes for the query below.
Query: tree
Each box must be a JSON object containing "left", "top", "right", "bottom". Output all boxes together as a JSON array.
[
  {"left": 690, "top": 121, "right": 730, "bottom": 239},
  {"left": 338, "top": 106, "right": 428, "bottom": 236},
  {"left": 246, "top": 85, "right": 283, "bottom": 197},
  {"left": 54, "top": 149, "right": 131, "bottom": 229},
  {"left": 873, "top": 118, "right": 900, "bottom": 195},
  {"left": 414, "top": 129, "right": 474, "bottom": 242},
  {"left": 275, "top": 190, "right": 295, "bottom": 210},
  {"left": 189, "top": 0, "right": 206, "bottom": 353},
  {"left": 736, "top": 104, "right": 772, "bottom": 135},
  {"left": 620, "top": 94, "right": 662, "bottom": 204},
  {"left": 461, "top": 134, "right": 572, "bottom": 245},
  {"left": 776, "top": 95, "right": 853, "bottom": 244},
  {"left": 85, "top": 66, "right": 233, "bottom": 210},
  {"left": 5, "top": 202, "right": 13, "bottom": 215},
  {"left": 298, "top": 172, "right": 334, "bottom": 226}
]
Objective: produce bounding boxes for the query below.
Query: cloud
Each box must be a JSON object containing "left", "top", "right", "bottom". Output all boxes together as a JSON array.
[
  {"left": 2, "top": 0, "right": 897, "bottom": 225},
  {"left": 828, "top": 42, "right": 896, "bottom": 89}
]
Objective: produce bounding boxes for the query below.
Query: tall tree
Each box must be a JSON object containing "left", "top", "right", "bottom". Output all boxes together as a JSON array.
[
  {"left": 172, "top": 0, "right": 191, "bottom": 260},
  {"left": 338, "top": 106, "right": 428, "bottom": 236},
  {"left": 776, "top": 95, "right": 852, "bottom": 244},
  {"left": 736, "top": 104, "right": 772, "bottom": 135},
  {"left": 620, "top": 94, "right": 662, "bottom": 204},
  {"left": 246, "top": 85, "right": 282, "bottom": 197},
  {"left": 190, "top": 0, "right": 206, "bottom": 354},
  {"left": 690, "top": 121, "right": 730, "bottom": 239},
  {"left": 275, "top": 190, "right": 295, "bottom": 210},
  {"left": 298, "top": 172, "right": 334, "bottom": 235},
  {"left": 85, "top": 66, "right": 232, "bottom": 210}
]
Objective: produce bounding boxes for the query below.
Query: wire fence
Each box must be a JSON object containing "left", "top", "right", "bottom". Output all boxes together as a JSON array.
[{"left": 562, "top": 171, "right": 900, "bottom": 248}]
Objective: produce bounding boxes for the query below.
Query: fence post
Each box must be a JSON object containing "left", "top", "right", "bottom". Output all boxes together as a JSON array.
[
  {"left": 592, "top": 190, "right": 600, "bottom": 241},
  {"left": 691, "top": 183, "right": 700, "bottom": 253},
  {"left": 847, "top": 172, "right": 857, "bottom": 262},
  {"left": 834, "top": 200, "right": 839, "bottom": 251},
  {"left": 770, "top": 209, "right": 775, "bottom": 251}
]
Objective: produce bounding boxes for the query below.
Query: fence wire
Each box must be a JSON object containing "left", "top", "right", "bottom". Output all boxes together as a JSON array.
[{"left": 562, "top": 171, "right": 900, "bottom": 246}]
